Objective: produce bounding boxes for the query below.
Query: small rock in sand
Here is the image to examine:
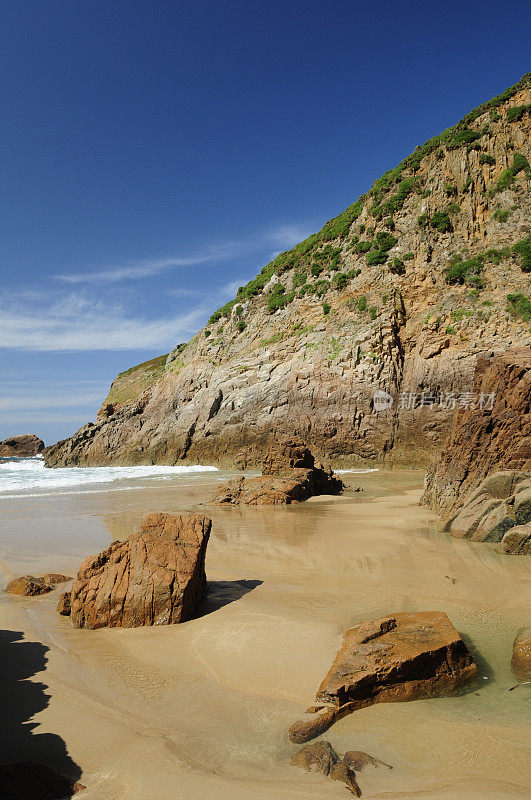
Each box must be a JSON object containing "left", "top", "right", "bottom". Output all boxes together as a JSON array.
[
  {"left": 289, "top": 741, "right": 338, "bottom": 776},
  {"left": 57, "top": 591, "right": 72, "bottom": 616},
  {"left": 6, "top": 574, "right": 70, "bottom": 597}
]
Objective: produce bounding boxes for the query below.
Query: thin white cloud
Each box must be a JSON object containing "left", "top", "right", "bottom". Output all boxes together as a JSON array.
[
  {"left": 0, "top": 393, "right": 105, "bottom": 411},
  {"left": 0, "top": 291, "right": 207, "bottom": 352},
  {"left": 54, "top": 222, "right": 314, "bottom": 285},
  {"left": 55, "top": 245, "right": 240, "bottom": 284},
  {"left": 0, "top": 412, "right": 91, "bottom": 424}
]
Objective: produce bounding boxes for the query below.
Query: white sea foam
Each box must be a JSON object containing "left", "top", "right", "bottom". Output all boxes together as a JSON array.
[
  {"left": 336, "top": 468, "right": 379, "bottom": 474},
  {"left": 0, "top": 457, "right": 218, "bottom": 497}
]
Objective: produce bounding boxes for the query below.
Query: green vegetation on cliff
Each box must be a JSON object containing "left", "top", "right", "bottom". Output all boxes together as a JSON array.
[{"left": 103, "top": 354, "right": 169, "bottom": 409}]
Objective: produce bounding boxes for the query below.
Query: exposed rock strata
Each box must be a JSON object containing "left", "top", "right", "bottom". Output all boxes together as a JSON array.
[
  {"left": 69, "top": 513, "right": 211, "bottom": 629},
  {"left": 423, "top": 349, "right": 531, "bottom": 517},
  {"left": 289, "top": 612, "right": 477, "bottom": 743},
  {"left": 0, "top": 434, "right": 44, "bottom": 458},
  {"left": 45, "top": 80, "right": 531, "bottom": 470}
]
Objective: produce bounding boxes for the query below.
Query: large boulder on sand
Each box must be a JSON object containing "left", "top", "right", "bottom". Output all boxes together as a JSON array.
[
  {"left": 445, "top": 471, "right": 531, "bottom": 543},
  {"left": 69, "top": 513, "right": 211, "bottom": 629},
  {"left": 0, "top": 434, "right": 44, "bottom": 458},
  {"left": 211, "top": 440, "right": 343, "bottom": 505},
  {"left": 500, "top": 523, "right": 531, "bottom": 554},
  {"left": 511, "top": 627, "right": 531, "bottom": 681},
  {"left": 289, "top": 611, "right": 477, "bottom": 743}
]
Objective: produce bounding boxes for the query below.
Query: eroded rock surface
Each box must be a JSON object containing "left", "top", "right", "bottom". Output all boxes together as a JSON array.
[
  {"left": 423, "top": 349, "right": 531, "bottom": 518},
  {"left": 443, "top": 471, "right": 531, "bottom": 542},
  {"left": 70, "top": 513, "right": 211, "bottom": 629},
  {"left": 289, "top": 741, "right": 338, "bottom": 776},
  {"left": 211, "top": 441, "right": 343, "bottom": 504},
  {"left": 290, "top": 742, "right": 391, "bottom": 796},
  {"left": 57, "top": 591, "right": 72, "bottom": 615},
  {"left": 511, "top": 627, "right": 531, "bottom": 681},
  {"left": 289, "top": 612, "right": 477, "bottom": 742},
  {"left": 6, "top": 574, "right": 71, "bottom": 597},
  {"left": 501, "top": 523, "right": 531, "bottom": 554},
  {"left": 44, "top": 81, "right": 531, "bottom": 471}
]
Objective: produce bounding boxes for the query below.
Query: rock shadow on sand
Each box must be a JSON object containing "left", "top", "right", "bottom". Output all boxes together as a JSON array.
[
  {"left": 0, "top": 629, "right": 83, "bottom": 799},
  {"left": 192, "top": 579, "right": 262, "bottom": 619}
]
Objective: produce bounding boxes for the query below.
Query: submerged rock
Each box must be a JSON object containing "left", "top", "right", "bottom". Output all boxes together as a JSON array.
[
  {"left": 289, "top": 740, "right": 338, "bottom": 776},
  {"left": 330, "top": 762, "right": 362, "bottom": 796},
  {"left": 290, "top": 742, "right": 391, "bottom": 796},
  {"left": 0, "top": 761, "right": 85, "bottom": 799},
  {"left": 6, "top": 574, "right": 70, "bottom": 597},
  {"left": 289, "top": 611, "right": 477, "bottom": 742},
  {"left": 70, "top": 513, "right": 211, "bottom": 629},
  {"left": 343, "top": 751, "right": 393, "bottom": 771},
  {"left": 211, "top": 440, "right": 343, "bottom": 505},
  {"left": 511, "top": 627, "right": 531, "bottom": 681}
]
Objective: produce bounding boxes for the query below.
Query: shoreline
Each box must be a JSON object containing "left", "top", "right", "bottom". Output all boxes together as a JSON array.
[{"left": 0, "top": 470, "right": 529, "bottom": 799}]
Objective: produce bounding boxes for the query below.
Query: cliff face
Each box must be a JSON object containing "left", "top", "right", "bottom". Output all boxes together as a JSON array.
[
  {"left": 422, "top": 348, "right": 531, "bottom": 517},
  {"left": 45, "top": 77, "right": 531, "bottom": 469}
]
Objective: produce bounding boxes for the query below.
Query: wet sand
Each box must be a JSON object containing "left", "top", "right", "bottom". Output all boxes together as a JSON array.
[{"left": 0, "top": 470, "right": 529, "bottom": 799}]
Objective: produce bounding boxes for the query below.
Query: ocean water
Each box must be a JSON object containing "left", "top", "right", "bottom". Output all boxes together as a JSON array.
[{"left": 0, "top": 456, "right": 219, "bottom": 498}]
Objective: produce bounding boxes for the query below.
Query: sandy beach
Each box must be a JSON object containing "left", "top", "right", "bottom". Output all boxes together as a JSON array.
[{"left": 1, "top": 468, "right": 529, "bottom": 800}]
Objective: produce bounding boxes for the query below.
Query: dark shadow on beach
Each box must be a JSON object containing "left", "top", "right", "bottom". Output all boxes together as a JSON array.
[
  {"left": 192, "top": 579, "right": 262, "bottom": 619},
  {"left": 0, "top": 629, "right": 83, "bottom": 798}
]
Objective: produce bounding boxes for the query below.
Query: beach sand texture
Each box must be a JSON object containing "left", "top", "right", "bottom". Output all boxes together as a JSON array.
[{"left": 0, "top": 470, "right": 529, "bottom": 799}]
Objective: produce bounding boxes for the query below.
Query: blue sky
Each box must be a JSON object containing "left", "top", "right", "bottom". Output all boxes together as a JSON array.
[{"left": 1, "top": 0, "right": 529, "bottom": 444}]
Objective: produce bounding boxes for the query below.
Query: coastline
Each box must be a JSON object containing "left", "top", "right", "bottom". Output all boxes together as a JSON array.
[{"left": 0, "top": 470, "right": 529, "bottom": 799}]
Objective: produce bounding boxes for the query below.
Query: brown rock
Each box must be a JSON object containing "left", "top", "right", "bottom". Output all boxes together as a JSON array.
[
  {"left": 6, "top": 573, "right": 71, "bottom": 597},
  {"left": 289, "top": 741, "right": 339, "bottom": 776},
  {"left": 500, "top": 523, "right": 531, "bottom": 554},
  {"left": 444, "top": 471, "right": 531, "bottom": 543},
  {"left": 0, "top": 434, "right": 44, "bottom": 458},
  {"left": 343, "top": 751, "right": 392, "bottom": 771},
  {"left": 57, "top": 591, "right": 72, "bottom": 615},
  {"left": 70, "top": 513, "right": 211, "bottom": 629},
  {"left": 0, "top": 761, "right": 84, "bottom": 799},
  {"left": 289, "top": 611, "right": 477, "bottom": 742},
  {"left": 6, "top": 576, "right": 52, "bottom": 596},
  {"left": 423, "top": 349, "right": 531, "bottom": 517},
  {"left": 42, "top": 573, "right": 71, "bottom": 585},
  {"left": 511, "top": 627, "right": 531, "bottom": 681},
  {"left": 211, "top": 442, "right": 343, "bottom": 505},
  {"left": 262, "top": 440, "right": 315, "bottom": 475},
  {"left": 330, "top": 762, "right": 362, "bottom": 796}
]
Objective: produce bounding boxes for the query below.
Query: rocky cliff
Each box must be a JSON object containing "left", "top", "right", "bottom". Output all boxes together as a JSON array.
[
  {"left": 45, "top": 76, "right": 531, "bottom": 469},
  {"left": 422, "top": 348, "right": 531, "bottom": 516}
]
